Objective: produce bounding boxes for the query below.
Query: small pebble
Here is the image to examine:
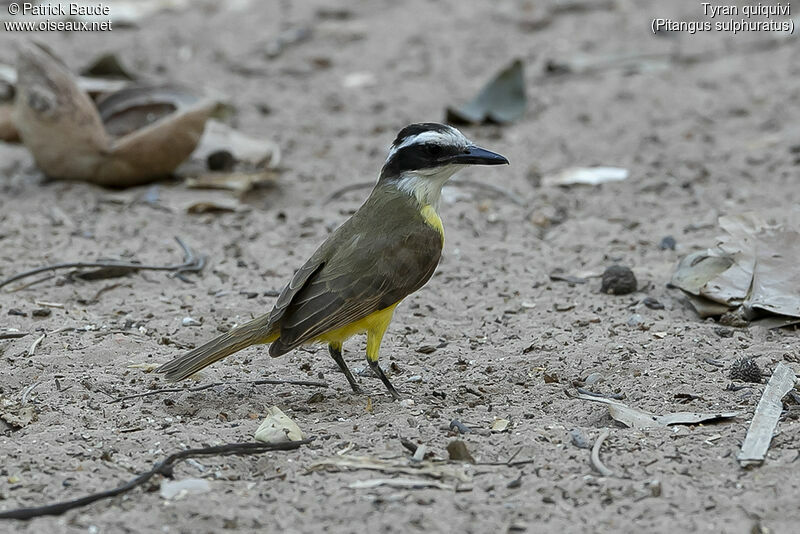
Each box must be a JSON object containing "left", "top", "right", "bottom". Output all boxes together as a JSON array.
[
  {"left": 32, "top": 308, "right": 52, "bottom": 317},
  {"left": 182, "top": 317, "right": 202, "bottom": 327},
  {"left": 585, "top": 373, "right": 604, "bottom": 386},
  {"left": 399, "top": 399, "right": 415, "bottom": 408},
  {"left": 627, "top": 314, "right": 644, "bottom": 327},
  {"left": 406, "top": 375, "right": 423, "bottom": 383},
  {"left": 642, "top": 296, "right": 664, "bottom": 310},
  {"left": 569, "top": 428, "right": 592, "bottom": 449},
  {"left": 601, "top": 265, "right": 637, "bottom": 295},
  {"left": 659, "top": 236, "right": 676, "bottom": 250}
]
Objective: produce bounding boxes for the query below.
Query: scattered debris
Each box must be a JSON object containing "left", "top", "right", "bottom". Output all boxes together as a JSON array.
[
  {"left": 159, "top": 478, "right": 211, "bottom": 500},
  {"left": 0, "top": 330, "right": 28, "bottom": 340},
  {"left": 446, "top": 59, "right": 526, "bottom": 125},
  {"left": 253, "top": 406, "right": 305, "bottom": 444},
  {"left": 590, "top": 429, "right": 613, "bottom": 476},
  {"left": 446, "top": 440, "right": 476, "bottom": 464},
  {"left": 549, "top": 271, "right": 587, "bottom": 285},
  {"left": 348, "top": 478, "right": 454, "bottom": 491},
  {"left": 738, "top": 363, "right": 797, "bottom": 467},
  {"left": 193, "top": 119, "right": 280, "bottom": 169},
  {"left": 14, "top": 44, "right": 216, "bottom": 186},
  {"left": 671, "top": 211, "right": 800, "bottom": 322},
  {"left": 730, "top": 358, "right": 763, "bottom": 383},
  {"left": 449, "top": 419, "right": 471, "bottom": 434},
  {"left": 571, "top": 390, "right": 739, "bottom": 429},
  {"left": 110, "top": 378, "right": 327, "bottom": 404},
  {"left": 308, "top": 455, "right": 470, "bottom": 482},
  {"left": 490, "top": 418, "right": 510, "bottom": 433},
  {"left": 0, "top": 397, "right": 37, "bottom": 428},
  {"left": 601, "top": 265, "right": 637, "bottom": 295},
  {"left": 542, "top": 167, "right": 628, "bottom": 187},
  {"left": 0, "top": 439, "right": 314, "bottom": 520},
  {"left": 0, "top": 236, "right": 205, "bottom": 290}
]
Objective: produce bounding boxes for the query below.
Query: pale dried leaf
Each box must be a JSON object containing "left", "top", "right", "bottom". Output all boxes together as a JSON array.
[
  {"left": 254, "top": 406, "right": 304, "bottom": 444},
  {"left": 573, "top": 392, "right": 739, "bottom": 430},
  {"left": 541, "top": 167, "right": 628, "bottom": 187},
  {"left": 308, "top": 455, "right": 471, "bottom": 482},
  {"left": 738, "top": 363, "right": 797, "bottom": 466}
]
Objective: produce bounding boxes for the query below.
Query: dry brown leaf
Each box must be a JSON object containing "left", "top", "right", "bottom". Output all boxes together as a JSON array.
[{"left": 14, "top": 45, "right": 215, "bottom": 187}]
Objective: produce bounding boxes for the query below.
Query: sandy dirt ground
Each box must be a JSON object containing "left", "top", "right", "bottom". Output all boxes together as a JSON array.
[{"left": 1, "top": 0, "right": 799, "bottom": 532}]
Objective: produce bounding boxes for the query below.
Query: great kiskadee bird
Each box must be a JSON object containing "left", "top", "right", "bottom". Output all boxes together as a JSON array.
[{"left": 156, "top": 123, "right": 508, "bottom": 399}]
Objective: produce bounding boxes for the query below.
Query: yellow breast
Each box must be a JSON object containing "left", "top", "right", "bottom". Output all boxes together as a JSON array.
[{"left": 420, "top": 205, "right": 444, "bottom": 244}]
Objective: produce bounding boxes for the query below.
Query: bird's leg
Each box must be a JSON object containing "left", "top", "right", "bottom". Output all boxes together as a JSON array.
[
  {"left": 366, "top": 318, "right": 402, "bottom": 400},
  {"left": 368, "top": 359, "right": 401, "bottom": 400},
  {"left": 327, "top": 343, "right": 362, "bottom": 393}
]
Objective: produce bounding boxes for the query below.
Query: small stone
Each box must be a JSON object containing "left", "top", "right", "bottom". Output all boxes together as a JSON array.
[
  {"left": 416, "top": 345, "right": 437, "bottom": 354},
  {"left": 585, "top": 373, "right": 604, "bottom": 386},
  {"left": 206, "top": 150, "right": 235, "bottom": 171},
  {"left": 714, "top": 327, "right": 734, "bottom": 338},
  {"left": 32, "top": 308, "right": 52, "bottom": 317},
  {"left": 730, "top": 358, "right": 762, "bottom": 383},
  {"left": 399, "top": 399, "right": 415, "bottom": 408},
  {"left": 7, "top": 309, "right": 26, "bottom": 317},
  {"left": 446, "top": 440, "right": 476, "bottom": 463},
  {"left": 569, "top": 428, "right": 592, "bottom": 449},
  {"left": 601, "top": 265, "right": 637, "bottom": 295},
  {"left": 659, "top": 236, "right": 676, "bottom": 250},
  {"left": 627, "top": 314, "right": 644, "bottom": 327},
  {"left": 182, "top": 317, "right": 202, "bottom": 327},
  {"left": 160, "top": 478, "right": 211, "bottom": 500},
  {"left": 642, "top": 297, "right": 664, "bottom": 310}
]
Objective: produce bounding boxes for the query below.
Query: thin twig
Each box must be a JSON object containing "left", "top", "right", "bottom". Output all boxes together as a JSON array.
[
  {"left": 110, "top": 378, "right": 329, "bottom": 404},
  {"left": 324, "top": 179, "right": 524, "bottom": 206},
  {"left": 0, "top": 331, "right": 28, "bottom": 340},
  {"left": 0, "top": 237, "right": 206, "bottom": 290},
  {"left": 27, "top": 334, "right": 45, "bottom": 356},
  {"left": 576, "top": 387, "right": 625, "bottom": 400},
  {"left": 0, "top": 439, "right": 314, "bottom": 521},
  {"left": 590, "top": 429, "right": 613, "bottom": 476},
  {"left": 20, "top": 382, "right": 40, "bottom": 406}
]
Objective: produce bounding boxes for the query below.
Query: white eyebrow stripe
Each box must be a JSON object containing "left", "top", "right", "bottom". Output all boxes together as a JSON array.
[{"left": 386, "top": 129, "right": 469, "bottom": 161}]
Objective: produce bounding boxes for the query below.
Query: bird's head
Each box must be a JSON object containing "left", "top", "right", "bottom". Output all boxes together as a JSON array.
[{"left": 379, "top": 123, "right": 508, "bottom": 207}]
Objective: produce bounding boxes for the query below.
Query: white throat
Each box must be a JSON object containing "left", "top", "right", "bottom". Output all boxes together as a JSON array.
[{"left": 394, "top": 165, "right": 460, "bottom": 208}]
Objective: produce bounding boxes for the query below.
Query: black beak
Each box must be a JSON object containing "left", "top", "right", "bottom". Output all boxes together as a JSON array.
[{"left": 449, "top": 145, "right": 509, "bottom": 166}]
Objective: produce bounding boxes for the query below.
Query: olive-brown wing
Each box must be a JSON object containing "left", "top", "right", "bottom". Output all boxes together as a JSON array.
[{"left": 269, "top": 229, "right": 442, "bottom": 355}]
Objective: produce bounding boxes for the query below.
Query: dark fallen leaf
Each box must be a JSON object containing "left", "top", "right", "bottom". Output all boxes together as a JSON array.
[
  {"left": 446, "top": 59, "right": 526, "bottom": 125},
  {"left": 446, "top": 440, "right": 476, "bottom": 464},
  {"left": 81, "top": 53, "right": 137, "bottom": 80}
]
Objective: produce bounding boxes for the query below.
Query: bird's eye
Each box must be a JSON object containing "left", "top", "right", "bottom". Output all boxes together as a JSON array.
[{"left": 423, "top": 144, "right": 444, "bottom": 158}]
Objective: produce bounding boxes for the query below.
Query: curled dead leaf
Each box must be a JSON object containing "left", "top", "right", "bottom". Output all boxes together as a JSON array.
[{"left": 14, "top": 44, "right": 215, "bottom": 186}]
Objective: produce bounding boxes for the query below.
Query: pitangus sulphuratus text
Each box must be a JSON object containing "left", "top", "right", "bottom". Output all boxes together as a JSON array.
[{"left": 156, "top": 123, "right": 508, "bottom": 399}]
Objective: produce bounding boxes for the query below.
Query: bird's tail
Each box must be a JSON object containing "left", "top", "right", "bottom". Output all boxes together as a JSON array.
[{"left": 156, "top": 314, "right": 279, "bottom": 381}]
